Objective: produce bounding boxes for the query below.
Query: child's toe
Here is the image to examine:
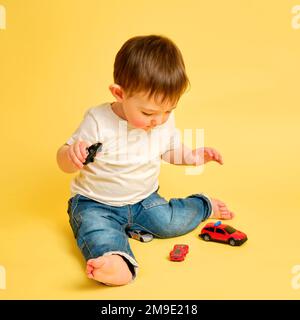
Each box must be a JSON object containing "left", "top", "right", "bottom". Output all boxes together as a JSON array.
[
  {"left": 222, "top": 214, "right": 231, "bottom": 219},
  {"left": 220, "top": 206, "right": 228, "bottom": 212},
  {"left": 87, "top": 256, "right": 107, "bottom": 269},
  {"left": 86, "top": 264, "right": 94, "bottom": 273},
  {"left": 223, "top": 211, "right": 234, "bottom": 219}
]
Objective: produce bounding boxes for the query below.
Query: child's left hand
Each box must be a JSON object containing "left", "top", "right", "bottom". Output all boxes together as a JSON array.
[{"left": 192, "top": 147, "right": 223, "bottom": 165}]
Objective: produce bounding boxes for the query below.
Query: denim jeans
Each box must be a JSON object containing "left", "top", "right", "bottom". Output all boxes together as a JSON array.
[{"left": 67, "top": 190, "right": 212, "bottom": 281}]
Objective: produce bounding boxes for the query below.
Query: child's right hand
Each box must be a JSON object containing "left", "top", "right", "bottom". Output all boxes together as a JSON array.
[{"left": 67, "top": 140, "right": 91, "bottom": 170}]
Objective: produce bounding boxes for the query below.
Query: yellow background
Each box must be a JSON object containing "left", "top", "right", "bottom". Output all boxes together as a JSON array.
[{"left": 1, "top": 0, "right": 300, "bottom": 299}]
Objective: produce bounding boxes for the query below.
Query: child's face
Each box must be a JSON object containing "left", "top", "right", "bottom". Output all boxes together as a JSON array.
[
  {"left": 110, "top": 85, "right": 176, "bottom": 131},
  {"left": 123, "top": 92, "right": 176, "bottom": 131}
]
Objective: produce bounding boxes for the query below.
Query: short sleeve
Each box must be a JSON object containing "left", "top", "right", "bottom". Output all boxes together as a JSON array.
[
  {"left": 161, "top": 112, "right": 181, "bottom": 154},
  {"left": 66, "top": 109, "right": 99, "bottom": 146}
]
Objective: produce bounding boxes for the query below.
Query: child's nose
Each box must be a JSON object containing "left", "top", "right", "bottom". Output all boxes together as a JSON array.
[{"left": 151, "top": 114, "right": 164, "bottom": 127}]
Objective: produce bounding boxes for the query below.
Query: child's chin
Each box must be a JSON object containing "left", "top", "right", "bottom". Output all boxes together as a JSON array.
[
  {"left": 132, "top": 124, "right": 151, "bottom": 131},
  {"left": 128, "top": 121, "right": 153, "bottom": 131}
]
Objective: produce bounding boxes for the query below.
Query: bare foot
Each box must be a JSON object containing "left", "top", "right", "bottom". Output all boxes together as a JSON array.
[
  {"left": 210, "top": 199, "right": 235, "bottom": 219},
  {"left": 86, "top": 255, "right": 133, "bottom": 286}
]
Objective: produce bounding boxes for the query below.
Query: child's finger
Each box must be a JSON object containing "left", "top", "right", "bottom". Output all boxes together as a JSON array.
[
  {"left": 219, "top": 155, "right": 224, "bottom": 164},
  {"left": 211, "top": 148, "right": 219, "bottom": 158},
  {"left": 212, "top": 149, "right": 219, "bottom": 160},
  {"left": 69, "top": 146, "right": 83, "bottom": 169},
  {"left": 213, "top": 150, "right": 220, "bottom": 161},
  {"left": 215, "top": 154, "right": 222, "bottom": 164},
  {"left": 215, "top": 151, "right": 223, "bottom": 163},
  {"left": 211, "top": 149, "right": 223, "bottom": 164},
  {"left": 79, "top": 142, "right": 88, "bottom": 160},
  {"left": 74, "top": 141, "right": 84, "bottom": 162},
  {"left": 213, "top": 156, "right": 221, "bottom": 164},
  {"left": 205, "top": 148, "right": 213, "bottom": 158}
]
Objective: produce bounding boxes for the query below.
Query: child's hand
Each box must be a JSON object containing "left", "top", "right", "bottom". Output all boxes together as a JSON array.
[
  {"left": 68, "top": 140, "right": 91, "bottom": 170},
  {"left": 192, "top": 147, "right": 223, "bottom": 165}
]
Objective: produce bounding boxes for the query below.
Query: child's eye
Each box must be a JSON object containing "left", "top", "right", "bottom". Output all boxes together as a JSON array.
[
  {"left": 142, "top": 111, "right": 171, "bottom": 116},
  {"left": 142, "top": 112, "right": 152, "bottom": 116}
]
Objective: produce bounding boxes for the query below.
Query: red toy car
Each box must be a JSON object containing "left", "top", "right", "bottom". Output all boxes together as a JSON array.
[
  {"left": 199, "top": 221, "right": 247, "bottom": 246},
  {"left": 169, "top": 244, "right": 189, "bottom": 261},
  {"left": 173, "top": 244, "right": 189, "bottom": 255}
]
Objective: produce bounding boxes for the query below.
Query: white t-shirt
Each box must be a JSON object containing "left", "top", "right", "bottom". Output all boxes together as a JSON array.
[{"left": 66, "top": 102, "right": 181, "bottom": 206}]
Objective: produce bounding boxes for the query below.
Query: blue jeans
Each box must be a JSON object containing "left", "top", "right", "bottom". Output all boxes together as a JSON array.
[{"left": 67, "top": 190, "right": 212, "bottom": 281}]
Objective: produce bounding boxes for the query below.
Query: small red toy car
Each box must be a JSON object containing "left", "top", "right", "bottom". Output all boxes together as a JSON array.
[
  {"left": 173, "top": 244, "right": 189, "bottom": 255},
  {"left": 199, "top": 221, "right": 247, "bottom": 246},
  {"left": 169, "top": 244, "right": 189, "bottom": 261}
]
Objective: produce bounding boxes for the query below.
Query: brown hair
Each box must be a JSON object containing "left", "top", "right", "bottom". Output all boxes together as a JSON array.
[{"left": 113, "top": 35, "right": 190, "bottom": 106}]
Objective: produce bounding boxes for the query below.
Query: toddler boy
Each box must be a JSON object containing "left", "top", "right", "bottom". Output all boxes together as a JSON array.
[{"left": 56, "top": 35, "right": 234, "bottom": 286}]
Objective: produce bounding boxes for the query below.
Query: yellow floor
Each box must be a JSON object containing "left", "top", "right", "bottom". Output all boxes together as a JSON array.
[{"left": 1, "top": 0, "right": 300, "bottom": 299}]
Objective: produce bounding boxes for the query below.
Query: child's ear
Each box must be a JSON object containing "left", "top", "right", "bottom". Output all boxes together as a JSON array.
[{"left": 109, "top": 84, "right": 125, "bottom": 102}]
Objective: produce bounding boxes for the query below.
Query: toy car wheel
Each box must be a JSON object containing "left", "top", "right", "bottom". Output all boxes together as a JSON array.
[
  {"left": 203, "top": 234, "right": 211, "bottom": 241},
  {"left": 229, "top": 238, "right": 236, "bottom": 246},
  {"left": 140, "top": 237, "right": 144, "bottom": 243}
]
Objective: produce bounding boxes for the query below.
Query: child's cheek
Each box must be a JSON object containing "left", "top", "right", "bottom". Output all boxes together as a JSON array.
[{"left": 131, "top": 118, "right": 147, "bottom": 128}]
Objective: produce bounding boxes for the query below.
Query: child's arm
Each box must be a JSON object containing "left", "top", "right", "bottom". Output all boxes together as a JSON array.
[
  {"left": 56, "top": 141, "right": 90, "bottom": 173},
  {"left": 161, "top": 144, "right": 223, "bottom": 166},
  {"left": 161, "top": 143, "right": 195, "bottom": 165},
  {"left": 56, "top": 144, "right": 80, "bottom": 173}
]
